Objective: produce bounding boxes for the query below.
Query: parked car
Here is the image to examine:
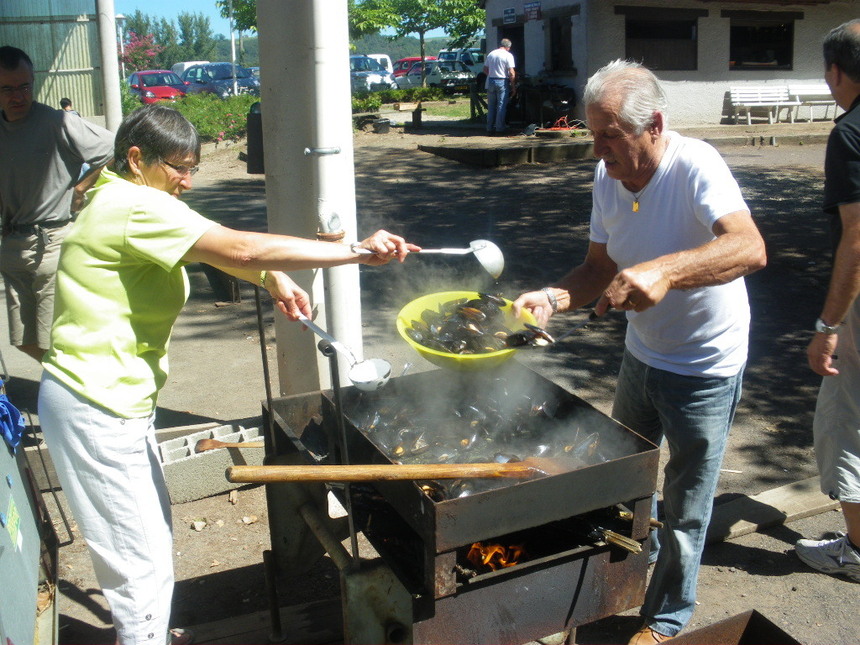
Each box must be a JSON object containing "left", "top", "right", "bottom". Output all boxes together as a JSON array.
[
  {"left": 128, "top": 70, "right": 187, "bottom": 104},
  {"left": 437, "top": 48, "right": 485, "bottom": 76},
  {"left": 393, "top": 56, "right": 436, "bottom": 78},
  {"left": 181, "top": 62, "right": 260, "bottom": 99},
  {"left": 367, "top": 54, "right": 393, "bottom": 74},
  {"left": 171, "top": 60, "right": 210, "bottom": 77},
  {"left": 349, "top": 55, "right": 397, "bottom": 92},
  {"left": 395, "top": 60, "right": 474, "bottom": 94}
]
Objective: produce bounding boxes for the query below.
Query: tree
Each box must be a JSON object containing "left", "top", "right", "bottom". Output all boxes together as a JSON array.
[
  {"left": 120, "top": 11, "right": 216, "bottom": 70},
  {"left": 217, "top": 0, "right": 257, "bottom": 33},
  {"left": 121, "top": 31, "right": 163, "bottom": 73},
  {"left": 176, "top": 13, "right": 218, "bottom": 62},
  {"left": 215, "top": 1, "right": 484, "bottom": 51},
  {"left": 349, "top": 0, "right": 485, "bottom": 85}
]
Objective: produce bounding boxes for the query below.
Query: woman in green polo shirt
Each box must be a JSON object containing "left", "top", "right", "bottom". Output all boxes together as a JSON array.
[{"left": 37, "top": 104, "right": 418, "bottom": 645}]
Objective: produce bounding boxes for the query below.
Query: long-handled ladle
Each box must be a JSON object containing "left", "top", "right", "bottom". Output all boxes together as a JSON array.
[
  {"left": 352, "top": 239, "right": 505, "bottom": 279},
  {"left": 296, "top": 313, "right": 391, "bottom": 391}
]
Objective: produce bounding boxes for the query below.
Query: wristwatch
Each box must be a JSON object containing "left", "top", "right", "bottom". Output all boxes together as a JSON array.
[{"left": 815, "top": 318, "right": 840, "bottom": 334}]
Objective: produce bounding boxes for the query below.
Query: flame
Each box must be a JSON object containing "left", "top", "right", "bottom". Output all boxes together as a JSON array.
[{"left": 467, "top": 541, "right": 526, "bottom": 570}]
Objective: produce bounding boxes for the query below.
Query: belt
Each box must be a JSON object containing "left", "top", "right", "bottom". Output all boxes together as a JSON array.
[{"left": 2, "top": 218, "right": 73, "bottom": 237}]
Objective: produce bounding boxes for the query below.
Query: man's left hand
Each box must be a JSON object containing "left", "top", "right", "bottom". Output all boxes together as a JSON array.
[{"left": 808, "top": 332, "right": 840, "bottom": 376}]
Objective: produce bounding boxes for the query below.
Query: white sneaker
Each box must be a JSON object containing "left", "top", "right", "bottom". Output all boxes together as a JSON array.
[{"left": 795, "top": 534, "right": 860, "bottom": 582}]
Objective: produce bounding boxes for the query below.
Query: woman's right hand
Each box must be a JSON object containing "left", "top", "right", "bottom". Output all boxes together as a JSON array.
[
  {"left": 354, "top": 229, "right": 421, "bottom": 265},
  {"left": 264, "top": 271, "right": 312, "bottom": 320}
]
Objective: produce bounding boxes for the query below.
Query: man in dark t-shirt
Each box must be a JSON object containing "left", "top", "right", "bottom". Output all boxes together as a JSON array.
[{"left": 796, "top": 18, "right": 860, "bottom": 583}]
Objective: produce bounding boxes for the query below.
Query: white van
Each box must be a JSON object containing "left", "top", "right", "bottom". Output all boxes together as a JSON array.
[
  {"left": 367, "top": 54, "right": 393, "bottom": 75},
  {"left": 171, "top": 61, "right": 210, "bottom": 77},
  {"left": 437, "top": 48, "right": 484, "bottom": 76}
]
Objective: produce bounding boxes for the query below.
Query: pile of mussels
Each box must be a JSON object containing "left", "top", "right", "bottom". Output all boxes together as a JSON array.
[{"left": 404, "top": 293, "right": 552, "bottom": 354}]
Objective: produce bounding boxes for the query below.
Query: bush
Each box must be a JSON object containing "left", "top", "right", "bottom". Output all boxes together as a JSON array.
[
  {"left": 352, "top": 92, "right": 382, "bottom": 113},
  {"left": 400, "top": 87, "right": 446, "bottom": 102},
  {"left": 120, "top": 82, "right": 141, "bottom": 116},
  {"left": 350, "top": 87, "right": 446, "bottom": 112},
  {"left": 171, "top": 93, "right": 259, "bottom": 143},
  {"left": 119, "top": 85, "right": 258, "bottom": 144}
]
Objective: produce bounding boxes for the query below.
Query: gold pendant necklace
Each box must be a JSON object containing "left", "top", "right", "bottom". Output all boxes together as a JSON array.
[{"left": 631, "top": 184, "right": 649, "bottom": 212}]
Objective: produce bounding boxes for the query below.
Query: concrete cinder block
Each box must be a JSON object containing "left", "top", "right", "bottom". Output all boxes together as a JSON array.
[{"left": 159, "top": 423, "right": 265, "bottom": 504}]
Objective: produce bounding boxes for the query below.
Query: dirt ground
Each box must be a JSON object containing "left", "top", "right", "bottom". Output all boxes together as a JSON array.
[{"left": 12, "top": 113, "right": 859, "bottom": 644}]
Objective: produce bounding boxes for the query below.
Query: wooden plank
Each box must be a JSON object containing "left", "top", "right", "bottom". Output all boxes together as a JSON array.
[
  {"left": 706, "top": 476, "right": 839, "bottom": 544},
  {"left": 193, "top": 597, "right": 343, "bottom": 645}
]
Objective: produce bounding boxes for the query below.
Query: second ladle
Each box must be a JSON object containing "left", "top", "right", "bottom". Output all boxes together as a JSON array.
[
  {"left": 297, "top": 313, "right": 391, "bottom": 391},
  {"left": 353, "top": 239, "right": 505, "bottom": 279}
]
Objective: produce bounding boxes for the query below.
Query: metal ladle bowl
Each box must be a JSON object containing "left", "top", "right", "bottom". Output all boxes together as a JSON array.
[{"left": 297, "top": 314, "right": 391, "bottom": 391}]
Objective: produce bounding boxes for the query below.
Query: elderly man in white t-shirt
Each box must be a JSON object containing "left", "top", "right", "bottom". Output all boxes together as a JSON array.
[
  {"left": 482, "top": 38, "right": 515, "bottom": 134},
  {"left": 513, "top": 60, "right": 766, "bottom": 645}
]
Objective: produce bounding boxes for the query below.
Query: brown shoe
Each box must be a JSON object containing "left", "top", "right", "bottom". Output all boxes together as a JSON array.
[{"left": 628, "top": 626, "right": 672, "bottom": 645}]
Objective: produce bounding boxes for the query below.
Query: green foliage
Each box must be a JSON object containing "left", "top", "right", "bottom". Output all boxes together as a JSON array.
[
  {"left": 352, "top": 92, "right": 383, "bottom": 113},
  {"left": 349, "top": 0, "right": 484, "bottom": 53},
  {"left": 120, "top": 80, "right": 142, "bottom": 115},
  {"left": 217, "top": 0, "right": 257, "bottom": 34},
  {"left": 351, "top": 34, "right": 450, "bottom": 61},
  {"left": 119, "top": 82, "right": 256, "bottom": 143},
  {"left": 351, "top": 86, "right": 445, "bottom": 112},
  {"left": 374, "top": 87, "right": 444, "bottom": 103},
  {"left": 171, "top": 93, "right": 259, "bottom": 143},
  {"left": 213, "top": 35, "right": 259, "bottom": 67},
  {"left": 121, "top": 10, "right": 217, "bottom": 71}
]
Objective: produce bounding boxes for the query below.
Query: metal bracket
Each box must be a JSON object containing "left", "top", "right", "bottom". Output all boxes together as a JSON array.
[{"left": 303, "top": 147, "right": 341, "bottom": 156}]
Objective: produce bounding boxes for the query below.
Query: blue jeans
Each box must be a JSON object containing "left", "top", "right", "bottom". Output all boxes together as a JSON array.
[
  {"left": 486, "top": 78, "right": 509, "bottom": 132},
  {"left": 611, "top": 350, "right": 743, "bottom": 636}
]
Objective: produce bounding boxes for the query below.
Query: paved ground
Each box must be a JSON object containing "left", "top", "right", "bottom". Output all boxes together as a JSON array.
[{"left": 4, "top": 113, "right": 858, "bottom": 644}]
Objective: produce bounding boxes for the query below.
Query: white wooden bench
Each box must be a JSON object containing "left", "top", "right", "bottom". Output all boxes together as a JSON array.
[
  {"left": 788, "top": 83, "right": 838, "bottom": 121},
  {"left": 729, "top": 86, "right": 800, "bottom": 125}
]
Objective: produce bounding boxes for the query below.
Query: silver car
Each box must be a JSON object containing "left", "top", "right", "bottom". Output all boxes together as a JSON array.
[
  {"left": 350, "top": 55, "right": 397, "bottom": 93},
  {"left": 394, "top": 60, "right": 474, "bottom": 94}
]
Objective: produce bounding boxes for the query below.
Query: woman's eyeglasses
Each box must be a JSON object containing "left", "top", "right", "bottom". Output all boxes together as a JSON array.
[{"left": 161, "top": 159, "right": 199, "bottom": 176}]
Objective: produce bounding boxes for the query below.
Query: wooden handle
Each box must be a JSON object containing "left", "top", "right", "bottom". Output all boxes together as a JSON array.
[
  {"left": 195, "top": 438, "right": 265, "bottom": 453},
  {"left": 226, "top": 462, "right": 535, "bottom": 483}
]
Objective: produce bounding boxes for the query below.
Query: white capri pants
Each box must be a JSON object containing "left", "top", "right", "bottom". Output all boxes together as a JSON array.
[{"left": 38, "top": 371, "right": 175, "bottom": 645}]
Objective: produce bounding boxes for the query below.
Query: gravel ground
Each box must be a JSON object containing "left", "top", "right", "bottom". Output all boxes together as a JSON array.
[{"left": 5, "top": 112, "right": 858, "bottom": 644}]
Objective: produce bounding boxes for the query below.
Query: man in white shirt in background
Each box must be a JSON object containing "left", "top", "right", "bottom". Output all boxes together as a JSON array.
[{"left": 483, "top": 38, "right": 515, "bottom": 135}]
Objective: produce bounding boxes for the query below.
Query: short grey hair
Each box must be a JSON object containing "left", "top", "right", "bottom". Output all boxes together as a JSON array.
[
  {"left": 583, "top": 59, "right": 668, "bottom": 134},
  {"left": 500, "top": 38, "right": 512, "bottom": 49},
  {"left": 823, "top": 19, "right": 860, "bottom": 83}
]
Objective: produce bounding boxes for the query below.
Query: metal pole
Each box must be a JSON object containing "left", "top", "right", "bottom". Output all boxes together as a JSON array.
[
  {"left": 228, "top": 0, "right": 238, "bottom": 95},
  {"left": 116, "top": 15, "right": 126, "bottom": 81},
  {"left": 95, "top": 0, "right": 122, "bottom": 130}
]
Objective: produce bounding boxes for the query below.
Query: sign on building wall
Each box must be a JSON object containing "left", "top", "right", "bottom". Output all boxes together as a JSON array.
[
  {"left": 503, "top": 7, "right": 517, "bottom": 24},
  {"left": 524, "top": 2, "right": 542, "bottom": 21}
]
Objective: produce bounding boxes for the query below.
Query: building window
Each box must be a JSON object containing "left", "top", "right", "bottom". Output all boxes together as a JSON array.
[
  {"left": 548, "top": 15, "right": 573, "bottom": 71},
  {"left": 726, "top": 13, "right": 796, "bottom": 71},
  {"left": 625, "top": 18, "right": 697, "bottom": 70},
  {"left": 615, "top": 7, "right": 706, "bottom": 71}
]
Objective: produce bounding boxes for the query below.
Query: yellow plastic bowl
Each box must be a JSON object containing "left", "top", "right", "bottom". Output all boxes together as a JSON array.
[{"left": 396, "top": 290, "right": 536, "bottom": 371}]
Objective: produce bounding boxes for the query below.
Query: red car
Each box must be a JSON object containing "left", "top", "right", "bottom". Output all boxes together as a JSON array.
[
  {"left": 128, "top": 70, "right": 188, "bottom": 104},
  {"left": 393, "top": 56, "right": 437, "bottom": 78}
]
